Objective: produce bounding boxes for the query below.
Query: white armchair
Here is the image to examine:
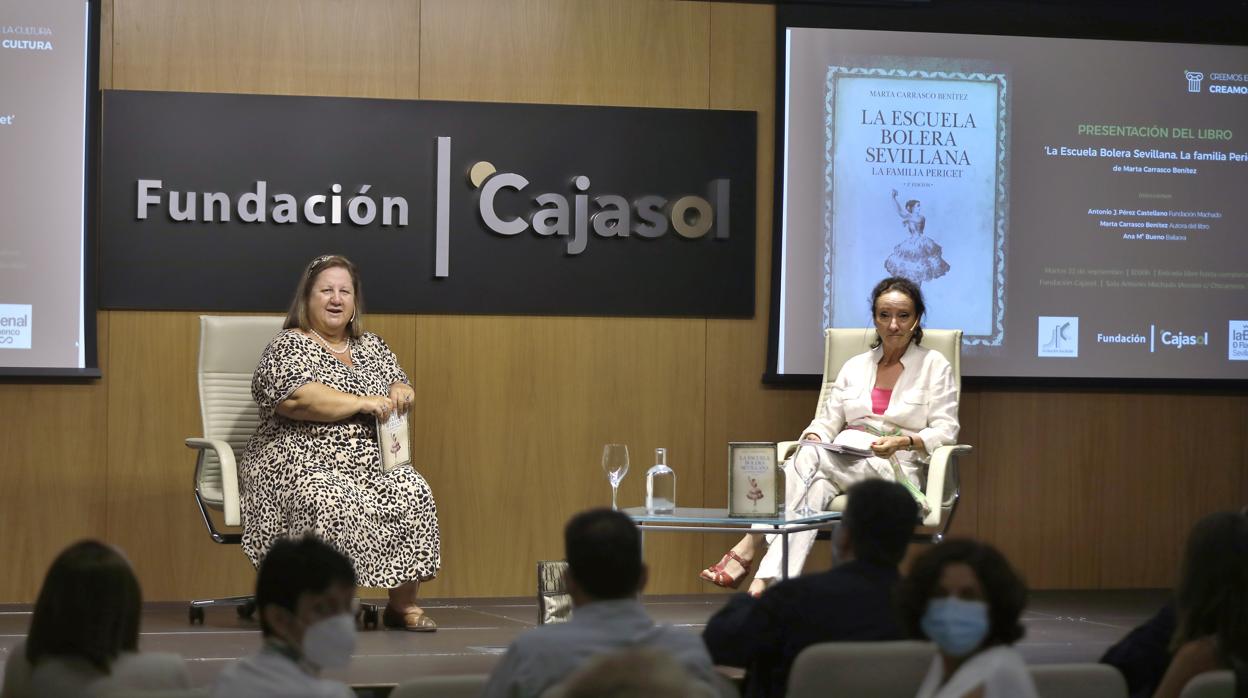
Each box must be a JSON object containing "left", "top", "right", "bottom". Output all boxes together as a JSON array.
[
  {"left": 777, "top": 328, "right": 972, "bottom": 542},
  {"left": 184, "top": 315, "right": 284, "bottom": 624}
]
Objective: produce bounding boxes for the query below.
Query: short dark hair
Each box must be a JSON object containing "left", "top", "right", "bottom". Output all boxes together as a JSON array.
[
  {"left": 565, "top": 508, "right": 643, "bottom": 600},
  {"left": 896, "top": 539, "right": 1027, "bottom": 648},
  {"left": 869, "top": 276, "right": 926, "bottom": 347},
  {"left": 842, "top": 479, "right": 918, "bottom": 567},
  {"left": 26, "top": 540, "right": 141, "bottom": 673},
  {"left": 1173, "top": 510, "right": 1248, "bottom": 662},
  {"left": 256, "top": 535, "right": 357, "bottom": 636}
]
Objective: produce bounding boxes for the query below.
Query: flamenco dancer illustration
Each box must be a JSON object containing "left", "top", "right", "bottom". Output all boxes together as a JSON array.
[{"left": 885, "top": 189, "right": 950, "bottom": 286}]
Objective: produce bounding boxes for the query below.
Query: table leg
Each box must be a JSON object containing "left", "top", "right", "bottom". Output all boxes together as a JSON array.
[{"left": 781, "top": 528, "right": 790, "bottom": 581}]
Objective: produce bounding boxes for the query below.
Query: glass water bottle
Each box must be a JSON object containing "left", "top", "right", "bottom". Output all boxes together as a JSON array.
[{"left": 646, "top": 448, "right": 676, "bottom": 515}]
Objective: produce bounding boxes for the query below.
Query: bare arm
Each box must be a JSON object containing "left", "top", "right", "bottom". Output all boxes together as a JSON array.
[
  {"left": 275, "top": 382, "right": 393, "bottom": 422},
  {"left": 891, "top": 188, "right": 907, "bottom": 219},
  {"left": 1152, "top": 638, "right": 1220, "bottom": 698}
]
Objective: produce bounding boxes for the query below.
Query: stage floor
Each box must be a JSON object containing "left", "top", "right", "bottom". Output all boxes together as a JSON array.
[{"left": 0, "top": 589, "right": 1170, "bottom": 690}]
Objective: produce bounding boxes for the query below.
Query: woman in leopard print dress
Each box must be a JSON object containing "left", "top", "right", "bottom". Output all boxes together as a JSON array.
[{"left": 240, "top": 254, "right": 441, "bottom": 632}]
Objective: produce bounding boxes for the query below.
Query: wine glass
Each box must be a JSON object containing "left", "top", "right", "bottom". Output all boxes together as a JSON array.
[
  {"left": 791, "top": 442, "right": 820, "bottom": 518},
  {"left": 601, "top": 444, "right": 630, "bottom": 510}
]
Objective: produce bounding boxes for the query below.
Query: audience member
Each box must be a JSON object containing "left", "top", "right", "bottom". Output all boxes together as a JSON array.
[
  {"left": 1100, "top": 601, "right": 1176, "bottom": 698},
  {"left": 0, "top": 540, "right": 190, "bottom": 698},
  {"left": 896, "top": 539, "right": 1037, "bottom": 698},
  {"left": 210, "top": 535, "right": 358, "bottom": 698},
  {"left": 1151, "top": 509, "right": 1248, "bottom": 698},
  {"left": 552, "top": 647, "right": 712, "bottom": 698},
  {"left": 483, "top": 508, "right": 716, "bottom": 698},
  {"left": 702, "top": 479, "right": 918, "bottom": 698}
]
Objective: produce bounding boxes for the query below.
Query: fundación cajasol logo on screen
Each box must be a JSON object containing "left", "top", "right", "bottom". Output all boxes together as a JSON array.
[
  {"left": 1230, "top": 321, "right": 1248, "bottom": 361},
  {"left": 1037, "top": 316, "right": 1079, "bottom": 358}
]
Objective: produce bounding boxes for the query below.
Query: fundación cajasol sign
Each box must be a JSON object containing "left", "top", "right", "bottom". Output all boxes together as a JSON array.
[{"left": 99, "top": 90, "right": 756, "bottom": 317}]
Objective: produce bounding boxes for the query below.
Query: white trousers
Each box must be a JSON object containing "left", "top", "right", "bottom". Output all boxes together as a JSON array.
[{"left": 751, "top": 445, "right": 922, "bottom": 581}]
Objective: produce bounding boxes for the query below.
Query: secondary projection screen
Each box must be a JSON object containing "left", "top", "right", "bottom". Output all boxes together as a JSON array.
[
  {"left": 0, "top": 0, "right": 97, "bottom": 376},
  {"left": 773, "top": 26, "right": 1248, "bottom": 380}
]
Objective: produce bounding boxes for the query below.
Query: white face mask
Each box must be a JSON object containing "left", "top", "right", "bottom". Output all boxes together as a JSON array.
[{"left": 301, "top": 612, "right": 356, "bottom": 670}]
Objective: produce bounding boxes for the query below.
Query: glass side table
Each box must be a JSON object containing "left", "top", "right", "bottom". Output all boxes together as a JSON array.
[{"left": 624, "top": 507, "right": 842, "bottom": 581}]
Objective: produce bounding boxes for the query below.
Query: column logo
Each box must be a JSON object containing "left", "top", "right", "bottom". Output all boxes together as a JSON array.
[{"left": 1185, "top": 71, "right": 1204, "bottom": 93}]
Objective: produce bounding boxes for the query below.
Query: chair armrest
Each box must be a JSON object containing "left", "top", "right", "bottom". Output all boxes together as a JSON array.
[
  {"left": 777, "top": 441, "right": 800, "bottom": 464},
  {"left": 185, "top": 438, "right": 242, "bottom": 527},
  {"left": 923, "top": 444, "right": 971, "bottom": 527}
]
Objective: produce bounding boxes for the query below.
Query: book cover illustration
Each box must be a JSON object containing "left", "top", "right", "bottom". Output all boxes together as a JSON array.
[
  {"left": 728, "top": 443, "right": 779, "bottom": 517},
  {"left": 822, "top": 57, "right": 1010, "bottom": 347},
  {"left": 377, "top": 412, "right": 412, "bottom": 472}
]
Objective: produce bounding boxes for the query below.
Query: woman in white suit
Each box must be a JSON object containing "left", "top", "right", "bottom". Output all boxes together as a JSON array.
[{"left": 700, "top": 276, "right": 960, "bottom": 596}]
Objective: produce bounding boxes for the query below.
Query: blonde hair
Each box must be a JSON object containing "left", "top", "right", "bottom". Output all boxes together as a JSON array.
[{"left": 283, "top": 254, "right": 364, "bottom": 338}]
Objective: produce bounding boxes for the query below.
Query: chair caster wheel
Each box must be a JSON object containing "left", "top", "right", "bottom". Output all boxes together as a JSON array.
[
  {"left": 189, "top": 606, "right": 205, "bottom": 625},
  {"left": 237, "top": 601, "right": 256, "bottom": 620}
]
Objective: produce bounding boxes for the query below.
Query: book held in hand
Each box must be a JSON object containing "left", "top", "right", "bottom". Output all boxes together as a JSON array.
[
  {"left": 800, "top": 429, "right": 875, "bottom": 458},
  {"left": 377, "top": 412, "right": 412, "bottom": 472}
]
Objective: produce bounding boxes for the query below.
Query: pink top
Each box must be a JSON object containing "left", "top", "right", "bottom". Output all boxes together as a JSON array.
[{"left": 870, "top": 387, "right": 892, "bottom": 415}]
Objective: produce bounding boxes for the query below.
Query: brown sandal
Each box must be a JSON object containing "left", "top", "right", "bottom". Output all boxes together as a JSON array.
[
  {"left": 382, "top": 605, "right": 438, "bottom": 632},
  {"left": 698, "top": 551, "right": 752, "bottom": 589}
]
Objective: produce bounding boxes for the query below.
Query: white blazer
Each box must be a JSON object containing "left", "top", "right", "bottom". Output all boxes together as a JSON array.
[{"left": 802, "top": 341, "right": 959, "bottom": 458}]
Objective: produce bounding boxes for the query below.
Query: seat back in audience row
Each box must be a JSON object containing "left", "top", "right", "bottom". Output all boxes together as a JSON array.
[
  {"left": 787, "top": 641, "right": 1129, "bottom": 698},
  {"left": 388, "top": 673, "right": 487, "bottom": 697},
  {"left": 1178, "top": 671, "right": 1236, "bottom": 698},
  {"left": 383, "top": 659, "right": 1237, "bottom": 698}
]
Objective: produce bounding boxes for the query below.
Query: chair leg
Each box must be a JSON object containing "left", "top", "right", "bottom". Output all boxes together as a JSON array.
[{"left": 187, "top": 595, "right": 256, "bottom": 625}]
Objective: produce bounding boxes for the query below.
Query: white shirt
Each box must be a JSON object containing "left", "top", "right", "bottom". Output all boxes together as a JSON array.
[
  {"left": 915, "top": 646, "right": 1038, "bottom": 698},
  {"left": 482, "top": 598, "right": 716, "bottom": 698},
  {"left": 210, "top": 646, "right": 353, "bottom": 698},
  {"left": 803, "top": 342, "right": 959, "bottom": 459}
]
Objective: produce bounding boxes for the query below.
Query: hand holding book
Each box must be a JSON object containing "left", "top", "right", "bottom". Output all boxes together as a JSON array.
[{"left": 377, "top": 412, "right": 412, "bottom": 472}]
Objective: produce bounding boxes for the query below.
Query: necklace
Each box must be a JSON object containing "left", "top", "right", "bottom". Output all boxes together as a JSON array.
[{"left": 307, "top": 328, "right": 350, "bottom": 355}]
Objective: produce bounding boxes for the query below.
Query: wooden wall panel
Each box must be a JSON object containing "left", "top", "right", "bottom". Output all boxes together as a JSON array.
[
  {"left": 104, "top": 311, "right": 252, "bottom": 600},
  {"left": 420, "top": 0, "right": 710, "bottom": 108},
  {"left": 410, "top": 316, "right": 707, "bottom": 597},
  {"left": 0, "top": 314, "right": 110, "bottom": 602},
  {"left": 414, "top": 0, "right": 715, "bottom": 597},
  {"left": 699, "top": 2, "right": 820, "bottom": 586},
  {"left": 945, "top": 390, "right": 981, "bottom": 540},
  {"left": 112, "top": 0, "right": 420, "bottom": 98},
  {"left": 1093, "top": 393, "right": 1246, "bottom": 588},
  {"left": 977, "top": 391, "right": 1247, "bottom": 589},
  {"left": 100, "top": 0, "right": 113, "bottom": 89}
]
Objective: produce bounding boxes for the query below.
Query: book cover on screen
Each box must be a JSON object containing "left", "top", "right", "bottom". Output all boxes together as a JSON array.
[{"left": 822, "top": 57, "right": 1010, "bottom": 347}]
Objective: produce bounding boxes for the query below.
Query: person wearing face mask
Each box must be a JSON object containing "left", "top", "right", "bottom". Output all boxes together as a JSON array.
[
  {"left": 896, "top": 539, "right": 1037, "bottom": 698},
  {"left": 701, "top": 276, "right": 959, "bottom": 596},
  {"left": 211, "top": 535, "right": 358, "bottom": 698},
  {"left": 241, "top": 254, "right": 441, "bottom": 631},
  {"left": 702, "top": 479, "right": 918, "bottom": 698}
]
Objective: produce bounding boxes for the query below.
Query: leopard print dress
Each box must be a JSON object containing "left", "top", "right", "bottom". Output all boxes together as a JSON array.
[{"left": 239, "top": 329, "right": 441, "bottom": 587}]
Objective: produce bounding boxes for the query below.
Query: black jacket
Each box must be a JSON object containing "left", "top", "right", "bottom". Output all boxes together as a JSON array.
[{"left": 702, "top": 559, "right": 904, "bottom": 698}]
